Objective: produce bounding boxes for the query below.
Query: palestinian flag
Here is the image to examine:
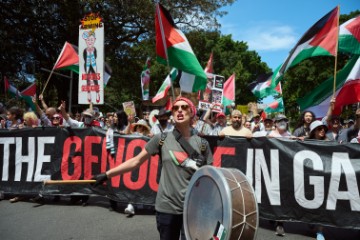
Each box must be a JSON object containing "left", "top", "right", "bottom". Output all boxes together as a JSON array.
[
  {"left": 21, "top": 82, "right": 36, "bottom": 111},
  {"left": 279, "top": 6, "right": 339, "bottom": 74},
  {"left": 264, "top": 97, "right": 284, "bottom": 113},
  {"left": 152, "top": 68, "right": 178, "bottom": 103},
  {"left": 141, "top": 57, "right": 151, "bottom": 100},
  {"left": 4, "top": 76, "right": 21, "bottom": 98},
  {"left": 338, "top": 15, "right": 360, "bottom": 55},
  {"left": 53, "top": 42, "right": 79, "bottom": 73},
  {"left": 155, "top": 3, "right": 207, "bottom": 92},
  {"left": 249, "top": 72, "right": 281, "bottom": 98},
  {"left": 4, "top": 77, "right": 36, "bottom": 111},
  {"left": 333, "top": 55, "right": 360, "bottom": 115},
  {"left": 222, "top": 73, "right": 235, "bottom": 107},
  {"left": 53, "top": 43, "right": 112, "bottom": 87},
  {"left": 297, "top": 55, "right": 359, "bottom": 118}
]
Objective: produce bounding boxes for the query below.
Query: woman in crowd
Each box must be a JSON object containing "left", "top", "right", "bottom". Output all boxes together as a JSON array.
[
  {"left": 292, "top": 111, "right": 316, "bottom": 139},
  {"left": 307, "top": 120, "right": 330, "bottom": 240},
  {"left": 6, "top": 106, "right": 23, "bottom": 129},
  {"left": 22, "top": 111, "right": 39, "bottom": 128}
]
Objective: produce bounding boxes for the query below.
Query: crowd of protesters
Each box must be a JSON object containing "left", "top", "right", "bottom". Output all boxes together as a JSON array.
[{"left": 0, "top": 95, "right": 359, "bottom": 239}]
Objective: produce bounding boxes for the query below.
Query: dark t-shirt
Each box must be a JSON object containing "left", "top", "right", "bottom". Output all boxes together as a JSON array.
[{"left": 145, "top": 131, "right": 213, "bottom": 214}]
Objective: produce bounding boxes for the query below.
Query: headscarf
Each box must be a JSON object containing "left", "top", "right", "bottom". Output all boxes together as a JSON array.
[{"left": 172, "top": 97, "right": 197, "bottom": 119}]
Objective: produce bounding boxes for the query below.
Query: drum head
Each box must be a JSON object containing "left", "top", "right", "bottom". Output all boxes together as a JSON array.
[{"left": 184, "top": 166, "right": 258, "bottom": 240}]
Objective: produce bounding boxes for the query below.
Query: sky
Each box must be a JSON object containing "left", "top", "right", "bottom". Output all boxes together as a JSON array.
[{"left": 219, "top": 0, "right": 359, "bottom": 71}]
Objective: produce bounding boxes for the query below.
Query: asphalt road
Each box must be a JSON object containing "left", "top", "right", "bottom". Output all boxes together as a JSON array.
[{"left": 0, "top": 196, "right": 359, "bottom": 240}]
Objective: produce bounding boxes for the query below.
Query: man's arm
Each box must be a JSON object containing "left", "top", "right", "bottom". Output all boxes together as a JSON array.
[{"left": 38, "top": 94, "right": 48, "bottom": 110}]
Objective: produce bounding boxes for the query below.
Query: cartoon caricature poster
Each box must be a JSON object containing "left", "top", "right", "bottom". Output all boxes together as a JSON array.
[
  {"left": 78, "top": 13, "right": 104, "bottom": 104},
  {"left": 198, "top": 75, "right": 224, "bottom": 112}
]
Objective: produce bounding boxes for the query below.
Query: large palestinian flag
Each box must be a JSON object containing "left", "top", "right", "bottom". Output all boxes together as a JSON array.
[
  {"left": 279, "top": 6, "right": 339, "bottom": 74},
  {"left": 338, "top": 15, "right": 360, "bottom": 55},
  {"left": 297, "top": 55, "right": 359, "bottom": 117},
  {"left": 155, "top": 3, "right": 207, "bottom": 92}
]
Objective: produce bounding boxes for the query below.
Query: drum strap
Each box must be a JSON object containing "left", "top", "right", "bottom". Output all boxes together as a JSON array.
[{"left": 172, "top": 129, "right": 203, "bottom": 159}]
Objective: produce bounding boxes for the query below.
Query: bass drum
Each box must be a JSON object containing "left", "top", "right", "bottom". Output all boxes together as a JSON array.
[{"left": 183, "top": 166, "right": 258, "bottom": 240}]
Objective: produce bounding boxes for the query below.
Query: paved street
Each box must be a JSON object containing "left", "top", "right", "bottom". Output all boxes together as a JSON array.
[{"left": 0, "top": 196, "right": 359, "bottom": 240}]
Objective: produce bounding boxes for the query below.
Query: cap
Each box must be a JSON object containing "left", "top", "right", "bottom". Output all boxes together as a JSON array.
[
  {"left": 82, "top": 109, "right": 95, "bottom": 118},
  {"left": 310, "top": 120, "right": 328, "bottom": 135},
  {"left": 274, "top": 114, "right": 288, "bottom": 122},
  {"left": 155, "top": 108, "right": 171, "bottom": 119},
  {"left": 216, "top": 112, "right": 226, "bottom": 118},
  {"left": 264, "top": 117, "right": 273, "bottom": 122}
]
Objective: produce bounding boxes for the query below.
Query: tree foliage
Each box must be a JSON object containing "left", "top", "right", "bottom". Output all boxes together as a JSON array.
[{"left": 0, "top": 0, "right": 235, "bottom": 111}]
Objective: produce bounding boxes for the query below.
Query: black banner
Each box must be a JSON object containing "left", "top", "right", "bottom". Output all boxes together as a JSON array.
[{"left": 1, "top": 128, "right": 360, "bottom": 229}]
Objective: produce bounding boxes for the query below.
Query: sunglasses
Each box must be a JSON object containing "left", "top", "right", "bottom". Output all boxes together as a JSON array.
[
  {"left": 316, "top": 127, "right": 326, "bottom": 131},
  {"left": 172, "top": 105, "right": 189, "bottom": 111},
  {"left": 52, "top": 117, "right": 60, "bottom": 120}
]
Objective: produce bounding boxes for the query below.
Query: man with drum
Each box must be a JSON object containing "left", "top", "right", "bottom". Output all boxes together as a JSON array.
[{"left": 92, "top": 97, "right": 213, "bottom": 240}]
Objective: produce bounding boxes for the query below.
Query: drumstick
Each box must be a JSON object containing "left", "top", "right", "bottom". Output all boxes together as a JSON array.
[{"left": 43, "top": 180, "right": 96, "bottom": 185}]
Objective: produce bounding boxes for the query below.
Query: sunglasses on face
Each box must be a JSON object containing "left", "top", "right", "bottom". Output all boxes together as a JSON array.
[
  {"left": 316, "top": 127, "right": 326, "bottom": 132},
  {"left": 172, "top": 105, "right": 189, "bottom": 111},
  {"left": 52, "top": 117, "right": 60, "bottom": 120}
]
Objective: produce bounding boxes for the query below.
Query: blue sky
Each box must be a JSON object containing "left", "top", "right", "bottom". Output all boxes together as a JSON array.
[{"left": 220, "top": 0, "right": 359, "bottom": 70}]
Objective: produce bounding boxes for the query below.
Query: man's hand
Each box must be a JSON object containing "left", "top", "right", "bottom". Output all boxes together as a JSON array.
[{"left": 92, "top": 173, "right": 108, "bottom": 187}]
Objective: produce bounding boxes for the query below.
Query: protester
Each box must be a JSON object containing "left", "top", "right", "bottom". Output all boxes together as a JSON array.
[
  {"left": 6, "top": 106, "right": 23, "bottom": 129},
  {"left": 325, "top": 116, "right": 342, "bottom": 141},
  {"left": 346, "top": 119, "right": 354, "bottom": 129},
  {"left": 22, "top": 111, "right": 40, "bottom": 128},
  {"left": 250, "top": 113, "right": 264, "bottom": 132},
  {"left": 50, "top": 113, "right": 64, "bottom": 127},
  {"left": 267, "top": 113, "right": 293, "bottom": 236},
  {"left": 0, "top": 113, "right": 7, "bottom": 129},
  {"left": 32, "top": 95, "right": 57, "bottom": 127},
  {"left": 292, "top": 111, "right": 316, "bottom": 139},
  {"left": 92, "top": 96, "right": 213, "bottom": 240},
  {"left": 193, "top": 109, "right": 212, "bottom": 136},
  {"left": 114, "top": 110, "right": 130, "bottom": 134},
  {"left": 350, "top": 130, "right": 360, "bottom": 143},
  {"left": 127, "top": 119, "right": 151, "bottom": 137},
  {"left": 203, "top": 103, "right": 227, "bottom": 135},
  {"left": 307, "top": 120, "right": 330, "bottom": 240},
  {"left": 268, "top": 114, "right": 292, "bottom": 138},
  {"left": 219, "top": 110, "right": 252, "bottom": 137},
  {"left": 338, "top": 108, "right": 360, "bottom": 143},
  {"left": 149, "top": 108, "right": 173, "bottom": 136},
  {"left": 253, "top": 117, "right": 274, "bottom": 137},
  {"left": 244, "top": 120, "right": 251, "bottom": 130}
]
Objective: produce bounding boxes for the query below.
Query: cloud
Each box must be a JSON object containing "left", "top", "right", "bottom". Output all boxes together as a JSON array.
[{"left": 221, "top": 21, "right": 298, "bottom": 52}]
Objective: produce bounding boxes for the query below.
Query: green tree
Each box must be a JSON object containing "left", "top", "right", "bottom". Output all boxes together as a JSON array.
[{"left": 0, "top": 0, "right": 235, "bottom": 111}]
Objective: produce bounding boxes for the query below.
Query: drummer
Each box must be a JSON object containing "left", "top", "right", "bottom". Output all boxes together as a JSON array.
[{"left": 92, "top": 96, "right": 213, "bottom": 240}]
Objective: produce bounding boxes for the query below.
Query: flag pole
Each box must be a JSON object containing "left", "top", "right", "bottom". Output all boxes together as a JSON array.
[
  {"left": 332, "top": 5, "right": 340, "bottom": 96},
  {"left": 40, "top": 68, "right": 55, "bottom": 96},
  {"left": 156, "top": 2, "right": 176, "bottom": 101},
  {"left": 41, "top": 41, "right": 68, "bottom": 96}
]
